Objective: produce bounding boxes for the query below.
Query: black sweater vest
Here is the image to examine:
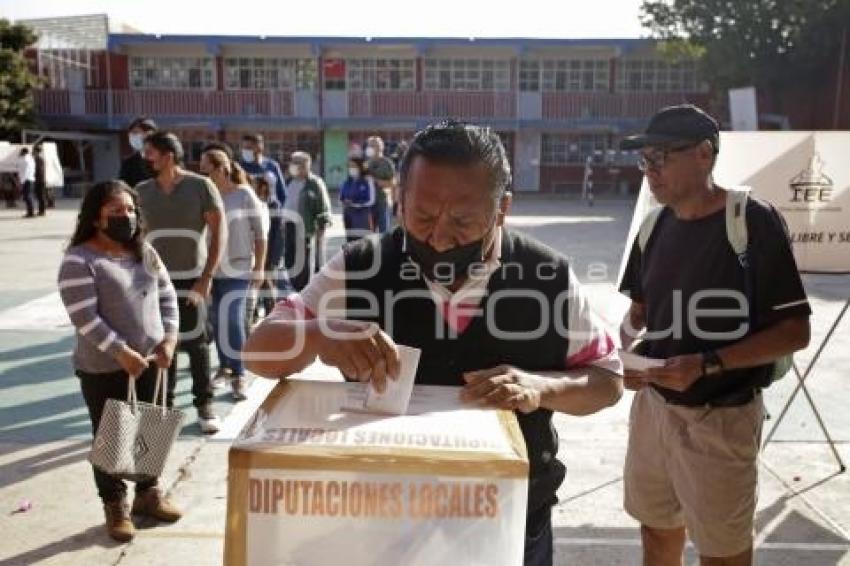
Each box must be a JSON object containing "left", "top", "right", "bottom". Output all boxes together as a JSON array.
[{"left": 343, "top": 227, "right": 575, "bottom": 515}]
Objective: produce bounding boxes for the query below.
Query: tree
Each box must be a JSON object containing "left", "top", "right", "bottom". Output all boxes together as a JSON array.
[
  {"left": 640, "top": 0, "right": 850, "bottom": 94},
  {"left": 0, "top": 19, "right": 40, "bottom": 141}
]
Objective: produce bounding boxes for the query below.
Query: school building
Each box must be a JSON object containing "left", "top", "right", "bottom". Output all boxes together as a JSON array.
[{"left": 23, "top": 14, "right": 718, "bottom": 195}]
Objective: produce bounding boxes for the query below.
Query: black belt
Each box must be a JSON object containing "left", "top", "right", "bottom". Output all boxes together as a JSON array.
[{"left": 667, "top": 387, "right": 760, "bottom": 408}]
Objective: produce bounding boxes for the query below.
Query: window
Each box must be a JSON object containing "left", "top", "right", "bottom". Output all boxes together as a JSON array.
[
  {"left": 223, "top": 58, "right": 317, "bottom": 90},
  {"left": 347, "top": 59, "right": 415, "bottom": 91},
  {"left": 423, "top": 59, "right": 510, "bottom": 91},
  {"left": 129, "top": 57, "right": 215, "bottom": 89},
  {"left": 519, "top": 60, "right": 540, "bottom": 92},
  {"left": 541, "top": 133, "right": 609, "bottom": 165},
  {"left": 323, "top": 59, "right": 346, "bottom": 90},
  {"left": 617, "top": 59, "right": 699, "bottom": 92},
  {"left": 540, "top": 60, "right": 608, "bottom": 92}
]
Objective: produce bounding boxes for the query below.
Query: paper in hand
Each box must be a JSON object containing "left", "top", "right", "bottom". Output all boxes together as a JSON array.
[
  {"left": 618, "top": 349, "right": 665, "bottom": 372},
  {"left": 364, "top": 345, "right": 421, "bottom": 415}
]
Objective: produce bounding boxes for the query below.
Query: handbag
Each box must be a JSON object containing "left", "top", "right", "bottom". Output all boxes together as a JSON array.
[{"left": 89, "top": 369, "right": 186, "bottom": 481}]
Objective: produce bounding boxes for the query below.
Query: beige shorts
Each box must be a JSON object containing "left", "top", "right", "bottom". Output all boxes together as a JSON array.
[{"left": 624, "top": 387, "right": 764, "bottom": 558}]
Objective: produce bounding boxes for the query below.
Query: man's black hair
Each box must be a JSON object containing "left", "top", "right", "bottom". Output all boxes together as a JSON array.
[
  {"left": 202, "top": 141, "right": 234, "bottom": 161},
  {"left": 144, "top": 131, "right": 184, "bottom": 164},
  {"left": 399, "top": 119, "right": 511, "bottom": 198},
  {"left": 242, "top": 133, "right": 264, "bottom": 147}
]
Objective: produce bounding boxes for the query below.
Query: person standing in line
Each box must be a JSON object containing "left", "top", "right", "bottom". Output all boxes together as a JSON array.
[
  {"left": 339, "top": 157, "right": 375, "bottom": 242},
  {"left": 239, "top": 133, "right": 286, "bottom": 207},
  {"left": 619, "top": 105, "right": 811, "bottom": 566},
  {"left": 200, "top": 149, "right": 267, "bottom": 401},
  {"left": 119, "top": 117, "right": 157, "bottom": 188},
  {"left": 282, "top": 151, "right": 332, "bottom": 292},
  {"left": 246, "top": 175, "right": 290, "bottom": 319},
  {"left": 364, "top": 135, "right": 396, "bottom": 233},
  {"left": 58, "top": 180, "right": 182, "bottom": 542},
  {"left": 136, "top": 132, "right": 225, "bottom": 434}
]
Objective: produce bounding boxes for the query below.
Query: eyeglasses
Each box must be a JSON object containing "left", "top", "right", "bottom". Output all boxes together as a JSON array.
[{"left": 637, "top": 142, "right": 701, "bottom": 172}]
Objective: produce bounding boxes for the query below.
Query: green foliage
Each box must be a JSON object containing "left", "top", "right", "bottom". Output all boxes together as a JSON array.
[
  {"left": 0, "top": 19, "right": 40, "bottom": 141},
  {"left": 640, "top": 0, "right": 850, "bottom": 90}
]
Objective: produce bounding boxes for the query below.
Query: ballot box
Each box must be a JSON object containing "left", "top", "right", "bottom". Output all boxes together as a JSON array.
[{"left": 225, "top": 379, "right": 529, "bottom": 566}]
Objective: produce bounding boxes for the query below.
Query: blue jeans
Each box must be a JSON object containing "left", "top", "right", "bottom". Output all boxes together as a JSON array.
[{"left": 211, "top": 277, "right": 251, "bottom": 376}]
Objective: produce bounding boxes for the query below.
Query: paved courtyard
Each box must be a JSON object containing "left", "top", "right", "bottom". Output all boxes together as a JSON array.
[{"left": 0, "top": 195, "right": 847, "bottom": 565}]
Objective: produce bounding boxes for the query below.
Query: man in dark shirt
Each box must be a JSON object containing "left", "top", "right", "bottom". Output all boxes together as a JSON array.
[
  {"left": 365, "top": 135, "right": 395, "bottom": 233},
  {"left": 119, "top": 117, "right": 157, "bottom": 188},
  {"left": 32, "top": 143, "right": 48, "bottom": 216},
  {"left": 619, "top": 105, "right": 812, "bottom": 565},
  {"left": 239, "top": 133, "right": 286, "bottom": 206}
]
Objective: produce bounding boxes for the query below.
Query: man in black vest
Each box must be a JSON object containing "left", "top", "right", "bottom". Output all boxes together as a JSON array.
[{"left": 245, "top": 120, "right": 623, "bottom": 566}]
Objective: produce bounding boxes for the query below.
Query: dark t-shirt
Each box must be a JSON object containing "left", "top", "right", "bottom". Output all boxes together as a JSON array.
[
  {"left": 119, "top": 152, "right": 154, "bottom": 188},
  {"left": 619, "top": 196, "right": 811, "bottom": 405}
]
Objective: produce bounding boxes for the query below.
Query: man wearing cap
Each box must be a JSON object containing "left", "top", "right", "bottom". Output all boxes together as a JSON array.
[
  {"left": 365, "top": 135, "right": 396, "bottom": 233},
  {"left": 119, "top": 117, "right": 157, "bottom": 188},
  {"left": 240, "top": 133, "right": 286, "bottom": 207},
  {"left": 618, "top": 104, "right": 812, "bottom": 565},
  {"left": 282, "top": 151, "right": 332, "bottom": 291}
]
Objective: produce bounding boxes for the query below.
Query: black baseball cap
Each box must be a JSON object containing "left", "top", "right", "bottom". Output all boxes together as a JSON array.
[{"left": 620, "top": 104, "right": 719, "bottom": 152}]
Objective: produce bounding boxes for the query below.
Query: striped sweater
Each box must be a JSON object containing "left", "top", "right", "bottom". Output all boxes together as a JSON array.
[{"left": 58, "top": 244, "right": 179, "bottom": 374}]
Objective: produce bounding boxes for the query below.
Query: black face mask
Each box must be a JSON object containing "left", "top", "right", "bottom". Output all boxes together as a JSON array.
[
  {"left": 103, "top": 215, "right": 137, "bottom": 244},
  {"left": 405, "top": 231, "right": 492, "bottom": 283}
]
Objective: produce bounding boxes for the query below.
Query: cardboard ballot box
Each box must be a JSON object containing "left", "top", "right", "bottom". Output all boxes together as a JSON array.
[{"left": 225, "top": 379, "right": 529, "bottom": 566}]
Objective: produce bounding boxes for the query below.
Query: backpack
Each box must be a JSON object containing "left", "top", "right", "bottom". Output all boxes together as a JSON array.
[{"left": 637, "top": 186, "right": 793, "bottom": 382}]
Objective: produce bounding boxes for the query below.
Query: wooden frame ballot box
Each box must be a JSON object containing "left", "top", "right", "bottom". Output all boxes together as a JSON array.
[{"left": 225, "top": 379, "right": 529, "bottom": 566}]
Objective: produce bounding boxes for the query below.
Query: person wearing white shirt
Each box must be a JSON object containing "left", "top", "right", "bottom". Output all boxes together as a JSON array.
[{"left": 17, "top": 147, "right": 37, "bottom": 218}]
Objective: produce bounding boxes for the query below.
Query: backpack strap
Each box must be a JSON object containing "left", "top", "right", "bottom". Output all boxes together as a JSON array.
[
  {"left": 638, "top": 206, "right": 664, "bottom": 253},
  {"left": 725, "top": 186, "right": 751, "bottom": 263}
]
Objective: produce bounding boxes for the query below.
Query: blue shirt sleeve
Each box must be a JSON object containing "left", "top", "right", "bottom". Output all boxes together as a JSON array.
[{"left": 266, "top": 160, "right": 287, "bottom": 206}]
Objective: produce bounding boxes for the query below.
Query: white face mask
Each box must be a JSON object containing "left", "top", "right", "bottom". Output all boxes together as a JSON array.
[
  {"left": 241, "top": 149, "right": 255, "bottom": 163},
  {"left": 348, "top": 167, "right": 360, "bottom": 178},
  {"left": 128, "top": 133, "right": 144, "bottom": 152},
  {"left": 288, "top": 163, "right": 301, "bottom": 177},
  {"left": 365, "top": 147, "right": 377, "bottom": 159}
]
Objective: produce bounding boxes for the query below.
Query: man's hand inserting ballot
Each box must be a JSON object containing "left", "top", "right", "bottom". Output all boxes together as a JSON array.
[{"left": 315, "top": 319, "right": 402, "bottom": 393}]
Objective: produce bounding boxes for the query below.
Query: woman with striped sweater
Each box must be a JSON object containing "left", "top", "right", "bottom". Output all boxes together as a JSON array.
[{"left": 58, "top": 180, "right": 182, "bottom": 543}]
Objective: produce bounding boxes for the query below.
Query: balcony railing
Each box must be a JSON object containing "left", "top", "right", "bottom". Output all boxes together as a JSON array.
[
  {"left": 541, "top": 92, "right": 710, "bottom": 120},
  {"left": 35, "top": 89, "right": 295, "bottom": 118},
  {"left": 34, "top": 88, "right": 709, "bottom": 122},
  {"left": 349, "top": 91, "right": 517, "bottom": 119}
]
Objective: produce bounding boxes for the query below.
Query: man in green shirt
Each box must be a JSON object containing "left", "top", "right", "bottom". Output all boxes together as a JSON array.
[
  {"left": 282, "top": 151, "right": 332, "bottom": 291},
  {"left": 136, "top": 131, "right": 226, "bottom": 434}
]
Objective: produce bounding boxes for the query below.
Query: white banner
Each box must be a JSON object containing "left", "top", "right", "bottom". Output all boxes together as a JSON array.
[
  {"left": 244, "top": 469, "right": 526, "bottom": 566},
  {"left": 621, "top": 132, "right": 850, "bottom": 276}
]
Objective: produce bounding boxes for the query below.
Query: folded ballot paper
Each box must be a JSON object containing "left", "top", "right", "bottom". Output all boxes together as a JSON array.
[
  {"left": 618, "top": 349, "right": 665, "bottom": 372},
  {"left": 364, "top": 345, "right": 421, "bottom": 415}
]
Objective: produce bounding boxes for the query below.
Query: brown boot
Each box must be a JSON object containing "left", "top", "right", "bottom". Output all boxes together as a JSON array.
[
  {"left": 132, "top": 487, "right": 182, "bottom": 523},
  {"left": 104, "top": 498, "right": 135, "bottom": 542}
]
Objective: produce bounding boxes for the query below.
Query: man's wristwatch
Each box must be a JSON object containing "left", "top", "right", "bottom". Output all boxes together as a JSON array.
[{"left": 701, "top": 351, "right": 725, "bottom": 377}]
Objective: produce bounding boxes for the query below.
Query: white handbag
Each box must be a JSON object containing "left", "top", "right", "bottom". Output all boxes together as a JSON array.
[{"left": 89, "top": 369, "right": 185, "bottom": 481}]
